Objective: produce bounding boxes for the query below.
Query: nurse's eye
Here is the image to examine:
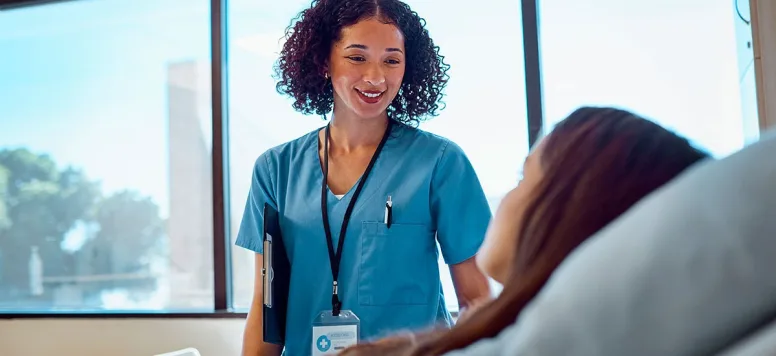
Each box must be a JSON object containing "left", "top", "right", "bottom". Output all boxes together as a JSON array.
[
  {"left": 346, "top": 56, "right": 366, "bottom": 62},
  {"left": 385, "top": 59, "right": 401, "bottom": 65}
]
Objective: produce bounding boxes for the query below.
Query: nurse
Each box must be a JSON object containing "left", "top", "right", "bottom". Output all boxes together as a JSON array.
[{"left": 236, "top": 1, "right": 492, "bottom": 355}]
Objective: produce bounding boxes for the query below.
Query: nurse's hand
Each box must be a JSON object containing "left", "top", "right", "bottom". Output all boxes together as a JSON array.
[
  {"left": 456, "top": 296, "right": 491, "bottom": 324},
  {"left": 242, "top": 253, "right": 282, "bottom": 356}
]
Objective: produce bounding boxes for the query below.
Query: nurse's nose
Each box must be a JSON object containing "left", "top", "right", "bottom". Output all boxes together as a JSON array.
[{"left": 363, "top": 63, "right": 385, "bottom": 86}]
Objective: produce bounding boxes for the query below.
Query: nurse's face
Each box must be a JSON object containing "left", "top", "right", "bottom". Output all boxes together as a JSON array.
[
  {"left": 476, "top": 139, "right": 546, "bottom": 285},
  {"left": 327, "top": 17, "right": 406, "bottom": 120}
]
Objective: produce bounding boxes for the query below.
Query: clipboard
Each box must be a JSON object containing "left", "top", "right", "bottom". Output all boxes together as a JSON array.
[{"left": 262, "top": 203, "right": 290, "bottom": 345}]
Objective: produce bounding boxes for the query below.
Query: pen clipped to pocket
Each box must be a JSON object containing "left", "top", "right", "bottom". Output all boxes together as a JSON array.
[{"left": 384, "top": 195, "right": 392, "bottom": 229}]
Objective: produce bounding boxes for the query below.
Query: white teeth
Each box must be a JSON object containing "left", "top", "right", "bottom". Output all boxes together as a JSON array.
[{"left": 359, "top": 90, "right": 382, "bottom": 98}]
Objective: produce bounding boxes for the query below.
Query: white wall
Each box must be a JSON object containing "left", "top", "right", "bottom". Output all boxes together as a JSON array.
[{"left": 0, "top": 318, "right": 245, "bottom": 356}]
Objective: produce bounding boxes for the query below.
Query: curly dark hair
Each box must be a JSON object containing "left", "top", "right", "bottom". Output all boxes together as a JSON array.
[{"left": 274, "top": 0, "right": 450, "bottom": 126}]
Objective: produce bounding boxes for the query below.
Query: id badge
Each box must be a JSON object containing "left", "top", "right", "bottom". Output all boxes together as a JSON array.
[{"left": 312, "top": 310, "right": 360, "bottom": 355}]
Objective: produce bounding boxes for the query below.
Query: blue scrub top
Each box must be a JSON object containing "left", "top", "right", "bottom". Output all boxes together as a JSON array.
[{"left": 236, "top": 121, "right": 492, "bottom": 356}]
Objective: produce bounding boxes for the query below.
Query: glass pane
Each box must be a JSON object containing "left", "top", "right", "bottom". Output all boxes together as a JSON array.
[
  {"left": 540, "top": 0, "right": 759, "bottom": 158},
  {"left": 407, "top": 0, "right": 526, "bottom": 308},
  {"left": 227, "top": 0, "right": 318, "bottom": 310},
  {"left": 228, "top": 0, "right": 525, "bottom": 311},
  {"left": 0, "top": 0, "right": 213, "bottom": 311}
]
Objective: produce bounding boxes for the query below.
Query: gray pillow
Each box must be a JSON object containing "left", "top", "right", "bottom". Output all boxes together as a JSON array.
[
  {"left": 447, "top": 128, "right": 776, "bottom": 356},
  {"left": 719, "top": 317, "right": 776, "bottom": 355}
]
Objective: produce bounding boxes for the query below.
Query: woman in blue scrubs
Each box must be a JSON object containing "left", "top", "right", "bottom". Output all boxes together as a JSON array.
[{"left": 236, "top": 1, "right": 492, "bottom": 355}]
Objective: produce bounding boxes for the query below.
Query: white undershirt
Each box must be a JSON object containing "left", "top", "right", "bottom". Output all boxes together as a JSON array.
[{"left": 334, "top": 194, "right": 344, "bottom": 200}]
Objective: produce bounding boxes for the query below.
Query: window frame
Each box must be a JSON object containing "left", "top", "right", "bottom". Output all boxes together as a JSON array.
[
  {"left": 752, "top": 0, "right": 776, "bottom": 131},
  {"left": 0, "top": 0, "right": 537, "bottom": 318}
]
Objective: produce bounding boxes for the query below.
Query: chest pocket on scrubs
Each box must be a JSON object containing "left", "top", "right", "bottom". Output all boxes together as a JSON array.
[{"left": 358, "top": 221, "right": 437, "bottom": 306}]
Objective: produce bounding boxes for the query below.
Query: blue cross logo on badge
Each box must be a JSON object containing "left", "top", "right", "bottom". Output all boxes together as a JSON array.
[{"left": 317, "top": 335, "right": 332, "bottom": 352}]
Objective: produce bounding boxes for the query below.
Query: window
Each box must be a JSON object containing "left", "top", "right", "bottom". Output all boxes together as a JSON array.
[
  {"left": 227, "top": 0, "right": 526, "bottom": 310},
  {"left": 407, "top": 0, "right": 526, "bottom": 306},
  {"left": 2, "top": 0, "right": 762, "bottom": 317},
  {"left": 539, "top": 0, "right": 760, "bottom": 158},
  {"left": 226, "top": 0, "right": 324, "bottom": 310},
  {"left": 0, "top": 0, "right": 214, "bottom": 311}
]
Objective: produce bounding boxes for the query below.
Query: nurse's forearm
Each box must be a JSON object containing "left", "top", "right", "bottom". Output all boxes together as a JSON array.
[
  {"left": 242, "top": 307, "right": 282, "bottom": 356},
  {"left": 242, "top": 253, "right": 282, "bottom": 356},
  {"left": 449, "top": 257, "right": 492, "bottom": 311}
]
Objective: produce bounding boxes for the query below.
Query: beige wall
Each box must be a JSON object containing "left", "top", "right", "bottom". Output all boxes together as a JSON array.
[
  {"left": 752, "top": 0, "right": 776, "bottom": 130},
  {"left": 0, "top": 319, "right": 244, "bottom": 356}
]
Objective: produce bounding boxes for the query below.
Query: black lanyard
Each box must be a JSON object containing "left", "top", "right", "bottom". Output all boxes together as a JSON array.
[{"left": 321, "top": 119, "right": 392, "bottom": 316}]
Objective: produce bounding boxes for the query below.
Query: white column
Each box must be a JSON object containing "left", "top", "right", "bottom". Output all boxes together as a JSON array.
[{"left": 29, "top": 246, "right": 44, "bottom": 296}]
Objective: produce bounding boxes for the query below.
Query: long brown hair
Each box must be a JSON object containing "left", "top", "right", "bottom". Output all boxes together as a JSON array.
[
  {"left": 341, "top": 107, "right": 710, "bottom": 356},
  {"left": 412, "top": 107, "right": 710, "bottom": 355}
]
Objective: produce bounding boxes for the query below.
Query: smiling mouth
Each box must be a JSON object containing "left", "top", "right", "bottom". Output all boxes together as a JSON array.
[
  {"left": 355, "top": 89, "right": 385, "bottom": 104},
  {"left": 357, "top": 89, "right": 384, "bottom": 98}
]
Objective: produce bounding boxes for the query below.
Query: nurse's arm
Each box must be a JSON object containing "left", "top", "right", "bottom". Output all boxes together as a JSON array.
[
  {"left": 449, "top": 257, "right": 491, "bottom": 317},
  {"left": 242, "top": 253, "right": 282, "bottom": 356}
]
